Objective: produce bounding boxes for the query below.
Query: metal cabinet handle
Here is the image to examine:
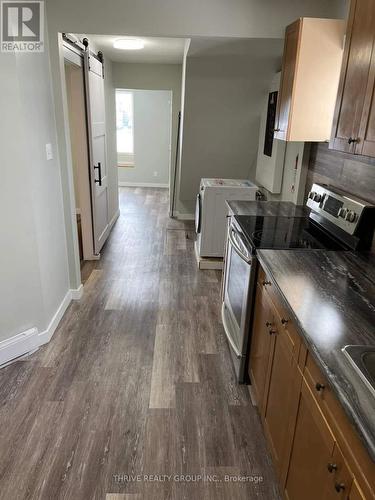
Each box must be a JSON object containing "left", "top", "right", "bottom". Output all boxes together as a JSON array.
[
  {"left": 327, "top": 463, "right": 338, "bottom": 473},
  {"left": 94, "top": 162, "right": 102, "bottom": 186},
  {"left": 274, "top": 128, "right": 281, "bottom": 132},
  {"left": 315, "top": 382, "right": 325, "bottom": 392},
  {"left": 334, "top": 483, "right": 345, "bottom": 493},
  {"left": 221, "top": 303, "right": 242, "bottom": 358},
  {"left": 348, "top": 137, "right": 359, "bottom": 144},
  {"left": 228, "top": 228, "right": 252, "bottom": 264},
  {"left": 262, "top": 280, "right": 271, "bottom": 286}
]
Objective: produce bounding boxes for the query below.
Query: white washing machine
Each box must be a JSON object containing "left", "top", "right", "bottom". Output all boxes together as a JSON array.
[{"left": 195, "top": 178, "right": 258, "bottom": 260}]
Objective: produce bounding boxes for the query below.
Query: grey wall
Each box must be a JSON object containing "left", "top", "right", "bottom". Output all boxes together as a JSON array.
[
  {"left": 118, "top": 90, "right": 172, "bottom": 186},
  {"left": 0, "top": 38, "right": 70, "bottom": 342},
  {"left": 46, "top": 0, "right": 347, "bottom": 39},
  {"left": 178, "top": 39, "right": 283, "bottom": 214},
  {"left": 47, "top": 0, "right": 347, "bottom": 267},
  {"left": 113, "top": 63, "right": 182, "bottom": 197}
]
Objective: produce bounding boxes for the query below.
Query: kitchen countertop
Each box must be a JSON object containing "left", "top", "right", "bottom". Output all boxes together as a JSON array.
[
  {"left": 226, "top": 200, "right": 310, "bottom": 217},
  {"left": 257, "top": 249, "right": 375, "bottom": 461}
]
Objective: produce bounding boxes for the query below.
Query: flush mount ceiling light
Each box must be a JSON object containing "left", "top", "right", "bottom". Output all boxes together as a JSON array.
[{"left": 113, "top": 38, "right": 144, "bottom": 50}]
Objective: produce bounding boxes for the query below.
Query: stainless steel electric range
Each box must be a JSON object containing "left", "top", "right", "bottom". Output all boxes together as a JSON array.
[{"left": 222, "top": 183, "right": 375, "bottom": 383}]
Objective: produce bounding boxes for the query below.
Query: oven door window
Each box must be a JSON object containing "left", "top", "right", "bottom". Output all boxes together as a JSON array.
[{"left": 226, "top": 244, "right": 251, "bottom": 334}]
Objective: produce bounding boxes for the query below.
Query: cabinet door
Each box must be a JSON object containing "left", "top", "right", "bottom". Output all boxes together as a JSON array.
[
  {"left": 330, "top": 0, "right": 375, "bottom": 153},
  {"left": 357, "top": 36, "right": 375, "bottom": 156},
  {"left": 262, "top": 324, "right": 302, "bottom": 486},
  {"left": 348, "top": 481, "right": 366, "bottom": 500},
  {"left": 248, "top": 284, "right": 276, "bottom": 408},
  {"left": 284, "top": 379, "right": 335, "bottom": 500},
  {"left": 274, "top": 20, "right": 301, "bottom": 141}
]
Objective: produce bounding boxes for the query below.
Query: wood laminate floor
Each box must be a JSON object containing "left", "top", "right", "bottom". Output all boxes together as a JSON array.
[{"left": 0, "top": 188, "right": 280, "bottom": 500}]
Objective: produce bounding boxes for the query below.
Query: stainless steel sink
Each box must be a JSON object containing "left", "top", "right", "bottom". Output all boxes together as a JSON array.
[{"left": 342, "top": 345, "right": 375, "bottom": 396}]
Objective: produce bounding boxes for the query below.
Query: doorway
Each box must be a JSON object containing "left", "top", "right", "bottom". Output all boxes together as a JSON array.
[{"left": 116, "top": 89, "right": 173, "bottom": 190}]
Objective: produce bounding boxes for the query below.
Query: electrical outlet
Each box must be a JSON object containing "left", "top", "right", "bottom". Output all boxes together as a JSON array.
[{"left": 45, "top": 143, "right": 53, "bottom": 161}]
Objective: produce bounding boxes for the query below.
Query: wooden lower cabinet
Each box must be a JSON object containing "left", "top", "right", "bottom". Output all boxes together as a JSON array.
[
  {"left": 349, "top": 481, "right": 367, "bottom": 500},
  {"left": 262, "top": 323, "right": 302, "bottom": 485},
  {"left": 284, "top": 379, "right": 336, "bottom": 500},
  {"left": 324, "top": 444, "right": 353, "bottom": 500},
  {"left": 248, "top": 283, "right": 276, "bottom": 409},
  {"left": 249, "top": 265, "right": 375, "bottom": 500}
]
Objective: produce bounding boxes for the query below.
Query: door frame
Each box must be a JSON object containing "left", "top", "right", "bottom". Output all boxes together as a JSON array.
[
  {"left": 115, "top": 87, "right": 174, "bottom": 208},
  {"left": 60, "top": 36, "right": 104, "bottom": 289}
]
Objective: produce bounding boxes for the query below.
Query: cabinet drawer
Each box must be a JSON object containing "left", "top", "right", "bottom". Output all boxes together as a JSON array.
[{"left": 258, "top": 270, "right": 301, "bottom": 361}]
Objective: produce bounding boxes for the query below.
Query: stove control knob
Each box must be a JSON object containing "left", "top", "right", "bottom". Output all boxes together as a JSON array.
[
  {"left": 313, "top": 193, "right": 323, "bottom": 203},
  {"left": 308, "top": 191, "right": 316, "bottom": 200},
  {"left": 338, "top": 207, "right": 348, "bottom": 218},
  {"left": 345, "top": 210, "right": 357, "bottom": 223}
]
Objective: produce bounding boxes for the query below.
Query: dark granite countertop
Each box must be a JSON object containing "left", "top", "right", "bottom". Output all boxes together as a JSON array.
[
  {"left": 257, "top": 249, "right": 375, "bottom": 461},
  {"left": 226, "top": 200, "right": 310, "bottom": 217}
]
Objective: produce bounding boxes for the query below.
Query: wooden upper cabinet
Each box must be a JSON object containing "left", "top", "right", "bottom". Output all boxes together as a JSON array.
[
  {"left": 275, "top": 17, "right": 345, "bottom": 142},
  {"left": 276, "top": 20, "right": 300, "bottom": 141},
  {"left": 330, "top": 0, "right": 375, "bottom": 156}
]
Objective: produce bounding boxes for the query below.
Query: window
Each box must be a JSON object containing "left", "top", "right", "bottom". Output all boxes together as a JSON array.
[{"left": 116, "top": 90, "right": 134, "bottom": 166}]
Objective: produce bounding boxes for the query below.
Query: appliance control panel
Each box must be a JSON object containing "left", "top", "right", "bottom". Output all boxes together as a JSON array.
[{"left": 306, "top": 183, "right": 373, "bottom": 235}]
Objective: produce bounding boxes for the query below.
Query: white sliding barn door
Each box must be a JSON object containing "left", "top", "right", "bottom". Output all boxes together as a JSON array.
[{"left": 83, "top": 51, "right": 109, "bottom": 254}]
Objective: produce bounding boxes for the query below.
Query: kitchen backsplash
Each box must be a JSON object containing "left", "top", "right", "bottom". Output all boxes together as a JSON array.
[
  {"left": 305, "top": 142, "right": 375, "bottom": 252},
  {"left": 305, "top": 143, "right": 375, "bottom": 204}
]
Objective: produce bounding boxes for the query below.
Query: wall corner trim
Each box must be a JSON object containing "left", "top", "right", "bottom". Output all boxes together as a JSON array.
[
  {"left": 71, "top": 284, "right": 83, "bottom": 300},
  {"left": 0, "top": 328, "right": 39, "bottom": 368},
  {"left": 38, "top": 290, "right": 72, "bottom": 346},
  {"left": 1, "top": 285, "right": 85, "bottom": 368}
]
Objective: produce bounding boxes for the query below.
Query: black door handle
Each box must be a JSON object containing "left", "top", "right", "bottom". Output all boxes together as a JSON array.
[
  {"left": 94, "top": 162, "right": 102, "bottom": 186},
  {"left": 348, "top": 137, "right": 359, "bottom": 144}
]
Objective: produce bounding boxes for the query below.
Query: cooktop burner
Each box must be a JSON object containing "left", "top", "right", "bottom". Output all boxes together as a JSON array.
[{"left": 234, "top": 215, "right": 346, "bottom": 251}]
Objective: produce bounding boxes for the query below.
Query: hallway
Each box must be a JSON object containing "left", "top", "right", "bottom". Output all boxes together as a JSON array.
[{"left": 0, "top": 188, "right": 279, "bottom": 499}]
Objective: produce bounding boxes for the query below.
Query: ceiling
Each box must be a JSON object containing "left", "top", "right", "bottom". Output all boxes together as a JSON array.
[{"left": 83, "top": 34, "right": 187, "bottom": 64}]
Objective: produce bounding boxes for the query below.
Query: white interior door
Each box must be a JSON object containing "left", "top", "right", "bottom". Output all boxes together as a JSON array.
[{"left": 84, "top": 52, "right": 109, "bottom": 254}]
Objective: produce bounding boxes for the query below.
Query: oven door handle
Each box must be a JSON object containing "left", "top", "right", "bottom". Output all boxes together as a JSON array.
[
  {"left": 221, "top": 303, "right": 242, "bottom": 358},
  {"left": 228, "top": 227, "right": 252, "bottom": 264}
]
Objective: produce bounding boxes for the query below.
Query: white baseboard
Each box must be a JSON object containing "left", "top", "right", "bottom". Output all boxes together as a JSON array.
[
  {"left": 0, "top": 285, "right": 86, "bottom": 368},
  {"left": 175, "top": 212, "right": 195, "bottom": 221},
  {"left": 86, "top": 253, "right": 101, "bottom": 261},
  {"left": 38, "top": 290, "right": 72, "bottom": 346},
  {"left": 119, "top": 181, "right": 169, "bottom": 188},
  {"left": 0, "top": 328, "right": 39, "bottom": 367},
  {"left": 71, "top": 284, "right": 83, "bottom": 300}
]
